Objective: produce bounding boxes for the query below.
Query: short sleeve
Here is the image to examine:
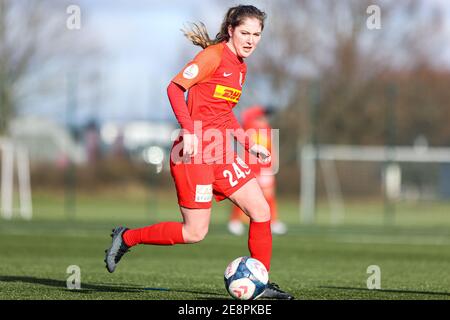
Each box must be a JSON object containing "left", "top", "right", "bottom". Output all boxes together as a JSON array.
[{"left": 172, "top": 44, "right": 222, "bottom": 90}]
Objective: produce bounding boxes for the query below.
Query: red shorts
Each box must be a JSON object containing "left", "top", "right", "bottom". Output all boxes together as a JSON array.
[{"left": 170, "top": 154, "right": 255, "bottom": 209}]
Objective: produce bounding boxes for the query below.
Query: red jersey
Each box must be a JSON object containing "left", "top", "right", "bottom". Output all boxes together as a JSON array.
[
  {"left": 241, "top": 106, "right": 276, "bottom": 175},
  {"left": 171, "top": 42, "right": 248, "bottom": 163},
  {"left": 246, "top": 124, "right": 274, "bottom": 174}
]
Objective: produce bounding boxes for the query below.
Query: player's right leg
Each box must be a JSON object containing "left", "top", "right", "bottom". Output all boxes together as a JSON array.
[
  {"left": 104, "top": 207, "right": 211, "bottom": 273},
  {"left": 104, "top": 226, "right": 130, "bottom": 273},
  {"left": 105, "top": 158, "right": 214, "bottom": 273}
]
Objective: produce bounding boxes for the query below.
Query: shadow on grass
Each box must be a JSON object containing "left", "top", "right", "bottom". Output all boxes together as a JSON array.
[
  {"left": 143, "top": 287, "right": 226, "bottom": 298},
  {"left": 0, "top": 275, "right": 225, "bottom": 298},
  {"left": 319, "top": 285, "right": 450, "bottom": 297},
  {"left": 0, "top": 275, "right": 141, "bottom": 294}
]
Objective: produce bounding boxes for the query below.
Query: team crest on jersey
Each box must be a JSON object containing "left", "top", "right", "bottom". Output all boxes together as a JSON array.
[
  {"left": 183, "top": 64, "right": 199, "bottom": 79},
  {"left": 213, "top": 85, "right": 242, "bottom": 103}
]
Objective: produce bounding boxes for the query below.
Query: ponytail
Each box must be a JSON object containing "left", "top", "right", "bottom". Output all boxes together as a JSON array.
[{"left": 181, "top": 22, "right": 214, "bottom": 49}]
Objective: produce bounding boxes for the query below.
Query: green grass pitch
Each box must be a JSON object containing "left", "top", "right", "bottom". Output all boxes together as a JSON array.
[{"left": 0, "top": 191, "right": 449, "bottom": 300}]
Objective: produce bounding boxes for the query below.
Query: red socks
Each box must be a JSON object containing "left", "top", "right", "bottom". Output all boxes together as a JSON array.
[
  {"left": 123, "top": 222, "right": 185, "bottom": 247},
  {"left": 122, "top": 220, "right": 272, "bottom": 273},
  {"left": 248, "top": 220, "right": 272, "bottom": 271}
]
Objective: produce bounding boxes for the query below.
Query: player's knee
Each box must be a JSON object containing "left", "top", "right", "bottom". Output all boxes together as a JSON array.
[
  {"left": 248, "top": 200, "right": 271, "bottom": 222},
  {"left": 183, "top": 226, "right": 209, "bottom": 244}
]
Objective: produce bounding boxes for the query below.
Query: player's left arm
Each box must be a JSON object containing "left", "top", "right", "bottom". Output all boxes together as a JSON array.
[
  {"left": 230, "top": 114, "right": 271, "bottom": 164},
  {"left": 230, "top": 112, "right": 254, "bottom": 151}
]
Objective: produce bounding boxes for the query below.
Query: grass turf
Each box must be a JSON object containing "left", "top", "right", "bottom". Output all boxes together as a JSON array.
[{"left": 0, "top": 192, "right": 449, "bottom": 300}]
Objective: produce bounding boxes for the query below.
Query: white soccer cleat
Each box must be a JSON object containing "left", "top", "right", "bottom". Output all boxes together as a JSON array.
[
  {"left": 271, "top": 221, "right": 287, "bottom": 235},
  {"left": 228, "top": 220, "right": 245, "bottom": 236}
]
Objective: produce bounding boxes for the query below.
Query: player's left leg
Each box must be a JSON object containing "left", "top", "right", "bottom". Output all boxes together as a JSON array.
[
  {"left": 228, "top": 178, "right": 272, "bottom": 269},
  {"left": 213, "top": 156, "right": 293, "bottom": 299},
  {"left": 228, "top": 179, "right": 294, "bottom": 300}
]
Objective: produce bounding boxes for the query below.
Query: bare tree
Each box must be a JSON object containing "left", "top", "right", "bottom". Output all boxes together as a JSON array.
[
  {"left": 0, "top": 0, "right": 99, "bottom": 134},
  {"left": 246, "top": 0, "right": 446, "bottom": 140},
  {"left": 233, "top": 0, "right": 448, "bottom": 193}
]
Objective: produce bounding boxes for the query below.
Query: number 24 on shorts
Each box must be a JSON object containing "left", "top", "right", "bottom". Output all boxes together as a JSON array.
[{"left": 223, "top": 159, "right": 251, "bottom": 187}]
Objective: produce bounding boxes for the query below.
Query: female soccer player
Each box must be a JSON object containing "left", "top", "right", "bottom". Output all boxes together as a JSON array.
[
  {"left": 228, "top": 105, "right": 287, "bottom": 236},
  {"left": 104, "top": 5, "right": 293, "bottom": 300}
]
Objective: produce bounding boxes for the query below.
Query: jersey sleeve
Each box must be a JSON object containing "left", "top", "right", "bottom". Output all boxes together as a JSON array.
[
  {"left": 172, "top": 45, "right": 222, "bottom": 90},
  {"left": 167, "top": 82, "right": 194, "bottom": 133}
]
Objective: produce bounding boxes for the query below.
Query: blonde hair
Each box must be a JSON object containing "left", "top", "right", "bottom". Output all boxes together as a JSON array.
[{"left": 181, "top": 5, "right": 266, "bottom": 49}]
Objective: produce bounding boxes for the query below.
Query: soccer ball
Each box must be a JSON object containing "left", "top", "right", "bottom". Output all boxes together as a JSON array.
[{"left": 224, "top": 256, "right": 269, "bottom": 300}]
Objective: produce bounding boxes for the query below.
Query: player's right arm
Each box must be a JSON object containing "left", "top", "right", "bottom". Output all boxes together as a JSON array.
[
  {"left": 166, "top": 82, "right": 198, "bottom": 157},
  {"left": 167, "top": 45, "right": 222, "bottom": 157}
]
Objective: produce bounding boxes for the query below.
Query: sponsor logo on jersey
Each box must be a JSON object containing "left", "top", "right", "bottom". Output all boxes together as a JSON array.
[
  {"left": 213, "top": 85, "right": 242, "bottom": 103},
  {"left": 183, "top": 64, "right": 199, "bottom": 79},
  {"left": 195, "top": 184, "right": 212, "bottom": 202}
]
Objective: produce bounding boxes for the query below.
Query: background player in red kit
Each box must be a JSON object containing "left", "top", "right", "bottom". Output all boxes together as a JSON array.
[
  {"left": 228, "top": 105, "right": 288, "bottom": 236},
  {"left": 104, "top": 5, "right": 293, "bottom": 299}
]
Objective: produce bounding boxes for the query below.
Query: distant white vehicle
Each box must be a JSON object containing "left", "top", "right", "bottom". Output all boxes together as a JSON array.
[
  {"left": 9, "top": 116, "right": 86, "bottom": 164},
  {"left": 100, "top": 121, "right": 176, "bottom": 150}
]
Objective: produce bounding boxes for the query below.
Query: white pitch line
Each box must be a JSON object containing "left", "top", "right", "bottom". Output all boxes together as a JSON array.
[{"left": 330, "top": 236, "right": 450, "bottom": 246}]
